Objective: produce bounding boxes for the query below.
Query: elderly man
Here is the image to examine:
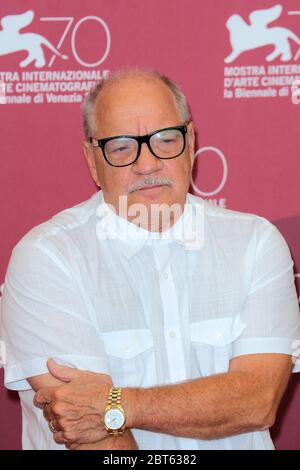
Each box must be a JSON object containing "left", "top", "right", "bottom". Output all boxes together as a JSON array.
[{"left": 1, "top": 69, "right": 300, "bottom": 450}]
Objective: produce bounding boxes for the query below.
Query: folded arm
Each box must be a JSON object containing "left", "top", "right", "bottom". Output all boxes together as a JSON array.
[
  {"left": 124, "top": 353, "right": 292, "bottom": 439},
  {"left": 34, "top": 353, "right": 293, "bottom": 446}
]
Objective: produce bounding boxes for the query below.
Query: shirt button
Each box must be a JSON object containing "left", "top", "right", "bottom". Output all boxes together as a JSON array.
[
  {"left": 124, "top": 346, "right": 131, "bottom": 353},
  {"left": 215, "top": 333, "right": 223, "bottom": 341},
  {"left": 162, "top": 272, "right": 169, "bottom": 280},
  {"left": 169, "top": 330, "right": 176, "bottom": 338}
]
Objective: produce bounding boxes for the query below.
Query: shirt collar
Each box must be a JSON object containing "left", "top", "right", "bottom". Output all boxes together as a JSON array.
[{"left": 95, "top": 191, "right": 204, "bottom": 259}]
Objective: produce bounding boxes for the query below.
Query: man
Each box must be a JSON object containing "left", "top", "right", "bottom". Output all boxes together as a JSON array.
[{"left": 1, "top": 69, "right": 300, "bottom": 450}]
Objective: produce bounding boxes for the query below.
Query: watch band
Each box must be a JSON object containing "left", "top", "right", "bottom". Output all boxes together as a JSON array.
[
  {"left": 104, "top": 386, "right": 126, "bottom": 435},
  {"left": 107, "top": 386, "right": 122, "bottom": 407}
]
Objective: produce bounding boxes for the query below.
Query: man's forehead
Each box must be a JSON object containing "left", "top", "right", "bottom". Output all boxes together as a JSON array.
[
  {"left": 94, "top": 76, "right": 181, "bottom": 135},
  {"left": 97, "top": 76, "right": 174, "bottom": 106}
]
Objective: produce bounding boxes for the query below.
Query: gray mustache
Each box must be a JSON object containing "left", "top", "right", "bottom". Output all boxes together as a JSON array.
[{"left": 128, "top": 176, "right": 175, "bottom": 193}]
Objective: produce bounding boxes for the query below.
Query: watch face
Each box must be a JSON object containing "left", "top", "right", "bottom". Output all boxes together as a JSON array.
[{"left": 104, "top": 409, "right": 125, "bottom": 430}]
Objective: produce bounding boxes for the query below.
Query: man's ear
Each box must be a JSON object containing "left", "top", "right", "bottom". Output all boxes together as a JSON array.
[
  {"left": 82, "top": 141, "right": 101, "bottom": 187},
  {"left": 187, "top": 121, "right": 196, "bottom": 168}
]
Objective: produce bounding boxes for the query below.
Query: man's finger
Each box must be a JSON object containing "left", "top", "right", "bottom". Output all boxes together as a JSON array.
[
  {"left": 53, "top": 431, "right": 69, "bottom": 445},
  {"left": 34, "top": 386, "right": 57, "bottom": 407},
  {"left": 43, "top": 403, "right": 55, "bottom": 422},
  {"left": 47, "top": 358, "right": 79, "bottom": 382}
]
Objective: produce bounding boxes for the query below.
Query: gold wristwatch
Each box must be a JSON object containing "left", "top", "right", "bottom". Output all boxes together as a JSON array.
[{"left": 103, "top": 386, "right": 126, "bottom": 435}]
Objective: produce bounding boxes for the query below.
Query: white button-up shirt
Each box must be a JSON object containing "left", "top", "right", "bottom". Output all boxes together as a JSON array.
[{"left": 1, "top": 191, "right": 300, "bottom": 450}]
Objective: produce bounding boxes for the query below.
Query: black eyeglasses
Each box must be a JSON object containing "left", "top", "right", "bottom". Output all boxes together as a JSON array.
[{"left": 90, "top": 124, "right": 188, "bottom": 167}]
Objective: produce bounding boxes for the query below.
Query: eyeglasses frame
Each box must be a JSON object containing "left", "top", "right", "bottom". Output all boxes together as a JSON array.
[{"left": 90, "top": 124, "right": 188, "bottom": 167}]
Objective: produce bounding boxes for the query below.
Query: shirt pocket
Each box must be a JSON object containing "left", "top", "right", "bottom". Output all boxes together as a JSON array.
[
  {"left": 190, "top": 317, "right": 246, "bottom": 377},
  {"left": 100, "top": 328, "right": 156, "bottom": 387}
]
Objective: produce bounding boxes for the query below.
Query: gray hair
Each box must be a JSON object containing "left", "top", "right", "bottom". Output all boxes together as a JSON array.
[{"left": 82, "top": 68, "right": 191, "bottom": 140}]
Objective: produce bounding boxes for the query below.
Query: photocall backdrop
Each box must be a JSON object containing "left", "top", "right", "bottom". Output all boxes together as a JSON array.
[{"left": 0, "top": 0, "right": 299, "bottom": 450}]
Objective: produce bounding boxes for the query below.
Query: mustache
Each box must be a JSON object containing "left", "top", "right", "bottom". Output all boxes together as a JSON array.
[{"left": 128, "top": 176, "right": 175, "bottom": 193}]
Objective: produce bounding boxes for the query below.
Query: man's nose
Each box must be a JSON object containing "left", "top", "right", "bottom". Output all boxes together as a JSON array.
[{"left": 132, "top": 143, "right": 163, "bottom": 174}]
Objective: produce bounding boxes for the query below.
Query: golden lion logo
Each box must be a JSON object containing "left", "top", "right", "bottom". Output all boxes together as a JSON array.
[
  {"left": 0, "top": 10, "right": 68, "bottom": 67},
  {"left": 225, "top": 4, "right": 300, "bottom": 63}
]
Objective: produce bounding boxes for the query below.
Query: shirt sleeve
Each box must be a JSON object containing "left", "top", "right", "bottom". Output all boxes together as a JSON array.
[
  {"left": 1, "top": 241, "right": 109, "bottom": 391},
  {"left": 232, "top": 218, "right": 300, "bottom": 372}
]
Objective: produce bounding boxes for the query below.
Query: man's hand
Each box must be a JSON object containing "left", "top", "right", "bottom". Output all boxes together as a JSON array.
[{"left": 34, "top": 359, "right": 113, "bottom": 445}]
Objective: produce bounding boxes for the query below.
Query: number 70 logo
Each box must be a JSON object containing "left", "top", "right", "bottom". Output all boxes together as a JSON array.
[{"left": 40, "top": 15, "right": 111, "bottom": 67}]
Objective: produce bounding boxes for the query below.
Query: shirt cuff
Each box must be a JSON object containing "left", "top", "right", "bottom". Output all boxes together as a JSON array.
[
  {"left": 4, "top": 354, "right": 110, "bottom": 390},
  {"left": 232, "top": 337, "right": 300, "bottom": 373}
]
